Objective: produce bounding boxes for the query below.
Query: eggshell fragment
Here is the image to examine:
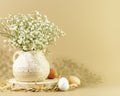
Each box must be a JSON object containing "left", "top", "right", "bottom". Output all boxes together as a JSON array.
[
  {"left": 48, "top": 68, "right": 58, "bottom": 79},
  {"left": 68, "top": 76, "right": 80, "bottom": 86},
  {"left": 58, "top": 77, "right": 69, "bottom": 91}
]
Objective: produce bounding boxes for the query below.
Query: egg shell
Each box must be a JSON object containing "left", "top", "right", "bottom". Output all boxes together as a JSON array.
[
  {"left": 68, "top": 76, "right": 80, "bottom": 86},
  {"left": 58, "top": 77, "right": 69, "bottom": 91},
  {"left": 48, "top": 68, "right": 58, "bottom": 79},
  {"left": 70, "top": 84, "right": 78, "bottom": 88}
]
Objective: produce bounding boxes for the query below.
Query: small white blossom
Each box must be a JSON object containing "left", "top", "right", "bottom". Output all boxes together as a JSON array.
[{"left": 0, "top": 11, "right": 65, "bottom": 52}]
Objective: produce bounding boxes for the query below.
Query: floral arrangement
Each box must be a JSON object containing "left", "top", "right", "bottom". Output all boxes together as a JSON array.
[{"left": 0, "top": 11, "right": 64, "bottom": 52}]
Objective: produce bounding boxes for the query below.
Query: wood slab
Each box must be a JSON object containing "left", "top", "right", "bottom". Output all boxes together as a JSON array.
[{"left": 7, "top": 78, "right": 58, "bottom": 90}]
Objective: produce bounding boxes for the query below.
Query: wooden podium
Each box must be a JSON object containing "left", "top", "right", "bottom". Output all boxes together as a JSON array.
[{"left": 7, "top": 78, "right": 58, "bottom": 91}]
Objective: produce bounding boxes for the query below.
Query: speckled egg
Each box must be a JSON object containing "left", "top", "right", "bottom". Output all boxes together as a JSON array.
[{"left": 68, "top": 76, "right": 80, "bottom": 86}]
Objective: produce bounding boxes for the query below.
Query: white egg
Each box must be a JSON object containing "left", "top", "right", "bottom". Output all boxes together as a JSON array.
[{"left": 58, "top": 77, "right": 69, "bottom": 91}]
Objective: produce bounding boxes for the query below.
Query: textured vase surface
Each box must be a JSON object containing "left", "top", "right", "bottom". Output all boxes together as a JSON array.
[{"left": 13, "top": 51, "right": 50, "bottom": 82}]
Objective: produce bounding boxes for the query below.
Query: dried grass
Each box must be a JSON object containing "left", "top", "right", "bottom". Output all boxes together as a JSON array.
[
  {"left": 0, "top": 37, "right": 14, "bottom": 82},
  {"left": 53, "top": 58, "right": 102, "bottom": 87}
]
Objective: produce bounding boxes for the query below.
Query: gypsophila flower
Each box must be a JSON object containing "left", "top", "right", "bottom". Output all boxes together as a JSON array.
[{"left": 0, "top": 11, "right": 65, "bottom": 52}]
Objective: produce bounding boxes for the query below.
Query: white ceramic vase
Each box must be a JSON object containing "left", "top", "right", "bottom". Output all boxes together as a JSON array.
[{"left": 13, "top": 51, "right": 50, "bottom": 82}]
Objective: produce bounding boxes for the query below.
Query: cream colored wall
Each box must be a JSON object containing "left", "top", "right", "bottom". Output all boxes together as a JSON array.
[{"left": 0, "top": 0, "right": 120, "bottom": 85}]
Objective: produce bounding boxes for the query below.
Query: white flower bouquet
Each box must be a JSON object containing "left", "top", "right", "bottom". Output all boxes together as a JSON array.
[{"left": 0, "top": 11, "right": 64, "bottom": 52}]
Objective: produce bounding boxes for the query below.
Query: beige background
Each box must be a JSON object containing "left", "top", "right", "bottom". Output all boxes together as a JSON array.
[{"left": 0, "top": 0, "right": 120, "bottom": 86}]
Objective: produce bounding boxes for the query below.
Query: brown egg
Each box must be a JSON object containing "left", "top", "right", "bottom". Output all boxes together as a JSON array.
[
  {"left": 68, "top": 76, "right": 81, "bottom": 86},
  {"left": 48, "top": 68, "right": 58, "bottom": 79}
]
